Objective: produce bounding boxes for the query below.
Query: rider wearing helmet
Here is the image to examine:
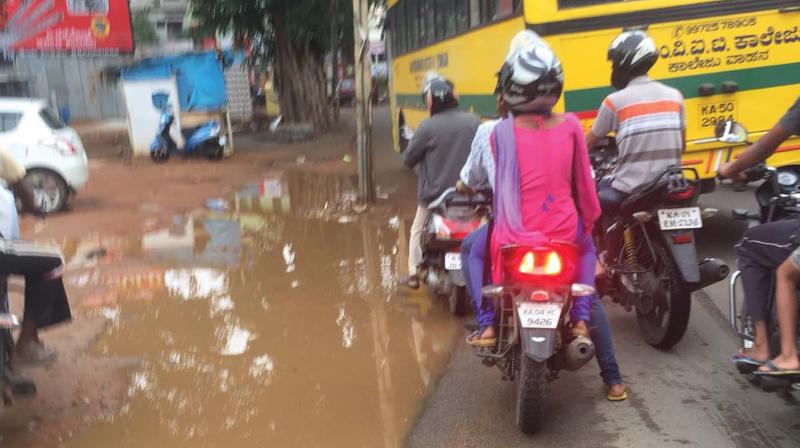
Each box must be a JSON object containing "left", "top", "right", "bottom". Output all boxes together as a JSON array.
[
  {"left": 403, "top": 74, "right": 480, "bottom": 289},
  {"left": 586, "top": 31, "right": 686, "bottom": 212},
  {"left": 459, "top": 37, "right": 628, "bottom": 400}
]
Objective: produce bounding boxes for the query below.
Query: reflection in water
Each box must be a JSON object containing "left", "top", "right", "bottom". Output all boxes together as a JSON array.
[{"left": 66, "top": 171, "right": 461, "bottom": 448}]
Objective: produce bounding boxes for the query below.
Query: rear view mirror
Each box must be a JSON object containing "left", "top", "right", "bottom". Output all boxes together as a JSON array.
[{"left": 715, "top": 120, "right": 748, "bottom": 144}]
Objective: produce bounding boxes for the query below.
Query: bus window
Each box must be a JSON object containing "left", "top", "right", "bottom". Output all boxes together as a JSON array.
[
  {"left": 492, "top": 0, "right": 516, "bottom": 19},
  {"left": 419, "top": 1, "right": 433, "bottom": 46},
  {"left": 455, "top": 0, "right": 469, "bottom": 33},
  {"left": 558, "top": 0, "right": 620, "bottom": 8},
  {"left": 408, "top": 0, "right": 419, "bottom": 50},
  {"left": 435, "top": 0, "right": 455, "bottom": 40},
  {"left": 396, "top": 2, "right": 407, "bottom": 54}
]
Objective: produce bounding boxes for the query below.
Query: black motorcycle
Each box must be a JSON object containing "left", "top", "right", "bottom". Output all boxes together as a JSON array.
[
  {"left": 726, "top": 153, "right": 800, "bottom": 389},
  {"left": 591, "top": 138, "right": 729, "bottom": 349},
  {"left": 0, "top": 279, "right": 37, "bottom": 407},
  {"left": 475, "top": 243, "right": 597, "bottom": 434},
  {"left": 420, "top": 188, "right": 490, "bottom": 315}
]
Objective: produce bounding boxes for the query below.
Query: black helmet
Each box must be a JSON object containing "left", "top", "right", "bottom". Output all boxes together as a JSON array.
[
  {"left": 421, "top": 73, "right": 458, "bottom": 115},
  {"left": 500, "top": 43, "right": 564, "bottom": 113},
  {"left": 607, "top": 30, "right": 658, "bottom": 90}
]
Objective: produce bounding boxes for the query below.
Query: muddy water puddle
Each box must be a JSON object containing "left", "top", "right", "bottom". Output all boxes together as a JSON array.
[{"left": 64, "top": 171, "right": 461, "bottom": 447}]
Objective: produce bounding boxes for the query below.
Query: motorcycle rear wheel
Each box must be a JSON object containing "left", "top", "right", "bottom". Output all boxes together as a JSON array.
[
  {"left": 448, "top": 286, "right": 468, "bottom": 316},
  {"left": 635, "top": 242, "right": 691, "bottom": 349},
  {"left": 516, "top": 350, "right": 547, "bottom": 434}
]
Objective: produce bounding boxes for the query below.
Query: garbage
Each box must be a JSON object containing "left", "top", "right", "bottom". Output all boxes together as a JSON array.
[
  {"left": 342, "top": 154, "right": 353, "bottom": 163},
  {"left": 269, "top": 115, "right": 283, "bottom": 132}
]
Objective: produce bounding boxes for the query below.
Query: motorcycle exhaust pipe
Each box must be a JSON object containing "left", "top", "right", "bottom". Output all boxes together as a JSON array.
[
  {"left": 564, "top": 335, "right": 595, "bottom": 371},
  {"left": 692, "top": 258, "right": 730, "bottom": 292}
]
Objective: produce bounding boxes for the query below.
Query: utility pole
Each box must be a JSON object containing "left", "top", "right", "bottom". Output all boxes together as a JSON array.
[
  {"left": 352, "top": 0, "right": 374, "bottom": 202},
  {"left": 330, "top": 0, "right": 340, "bottom": 122}
]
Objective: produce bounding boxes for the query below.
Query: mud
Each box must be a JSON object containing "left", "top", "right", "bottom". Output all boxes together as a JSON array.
[{"left": 44, "top": 170, "right": 459, "bottom": 447}]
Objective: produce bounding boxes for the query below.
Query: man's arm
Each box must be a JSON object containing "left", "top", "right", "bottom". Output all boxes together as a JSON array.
[
  {"left": 10, "top": 178, "right": 36, "bottom": 214},
  {"left": 586, "top": 98, "right": 617, "bottom": 151},
  {"left": 402, "top": 123, "right": 429, "bottom": 169},
  {"left": 719, "top": 123, "right": 791, "bottom": 179}
]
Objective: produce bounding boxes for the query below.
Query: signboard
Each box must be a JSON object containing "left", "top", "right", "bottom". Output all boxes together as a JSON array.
[{"left": 1, "top": 0, "right": 134, "bottom": 55}]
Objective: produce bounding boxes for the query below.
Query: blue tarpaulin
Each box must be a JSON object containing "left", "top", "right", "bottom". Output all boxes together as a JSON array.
[{"left": 121, "top": 51, "right": 228, "bottom": 112}]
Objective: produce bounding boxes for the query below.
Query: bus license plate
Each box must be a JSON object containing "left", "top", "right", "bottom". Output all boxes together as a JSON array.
[
  {"left": 444, "top": 252, "right": 461, "bottom": 270},
  {"left": 658, "top": 207, "right": 703, "bottom": 230},
  {"left": 518, "top": 303, "right": 562, "bottom": 329}
]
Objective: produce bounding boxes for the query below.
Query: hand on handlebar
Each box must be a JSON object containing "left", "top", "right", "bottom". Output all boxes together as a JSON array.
[
  {"left": 456, "top": 180, "right": 475, "bottom": 195},
  {"left": 717, "top": 162, "right": 746, "bottom": 182}
]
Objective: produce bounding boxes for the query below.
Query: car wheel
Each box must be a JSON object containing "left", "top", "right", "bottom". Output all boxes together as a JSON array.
[{"left": 25, "top": 169, "right": 68, "bottom": 214}]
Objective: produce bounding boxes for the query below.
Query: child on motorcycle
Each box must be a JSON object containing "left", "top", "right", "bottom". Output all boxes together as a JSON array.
[
  {"left": 720, "top": 96, "right": 800, "bottom": 375},
  {"left": 459, "top": 35, "right": 628, "bottom": 400}
]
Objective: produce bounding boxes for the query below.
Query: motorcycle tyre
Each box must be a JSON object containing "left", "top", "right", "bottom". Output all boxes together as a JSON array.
[
  {"left": 448, "top": 286, "right": 468, "bottom": 316},
  {"left": 516, "top": 350, "right": 547, "bottom": 434},
  {"left": 635, "top": 242, "right": 691, "bottom": 350},
  {"left": 150, "top": 149, "right": 170, "bottom": 163},
  {"left": 203, "top": 143, "right": 224, "bottom": 161}
]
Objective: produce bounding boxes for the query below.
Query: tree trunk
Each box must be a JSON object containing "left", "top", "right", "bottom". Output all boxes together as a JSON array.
[
  {"left": 330, "top": 0, "right": 340, "bottom": 122},
  {"left": 272, "top": 11, "right": 333, "bottom": 132}
]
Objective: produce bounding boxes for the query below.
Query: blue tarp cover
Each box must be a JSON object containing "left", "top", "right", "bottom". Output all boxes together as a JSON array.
[{"left": 121, "top": 51, "right": 228, "bottom": 111}]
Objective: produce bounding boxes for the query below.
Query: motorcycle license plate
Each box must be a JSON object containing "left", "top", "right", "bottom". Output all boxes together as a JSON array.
[
  {"left": 444, "top": 252, "right": 462, "bottom": 270},
  {"left": 518, "top": 303, "right": 562, "bottom": 329},
  {"left": 658, "top": 207, "right": 703, "bottom": 230}
]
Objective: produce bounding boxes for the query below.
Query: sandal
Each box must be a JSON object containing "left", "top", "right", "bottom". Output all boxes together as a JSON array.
[
  {"left": 754, "top": 360, "right": 800, "bottom": 377},
  {"left": 607, "top": 384, "right": 628, "bottom": 402},
  {"left": 466, "top": 328, "right": 497, "bottom": 347}
]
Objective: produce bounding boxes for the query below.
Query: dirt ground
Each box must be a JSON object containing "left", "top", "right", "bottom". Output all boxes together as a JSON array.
[{"left": 0, "top": 110, "right": 405, "bottom": 447}]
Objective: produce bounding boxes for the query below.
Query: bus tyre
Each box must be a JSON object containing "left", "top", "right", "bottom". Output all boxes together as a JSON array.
[{"left": 516, "top": 352, "right": 547, "bottom": 434}]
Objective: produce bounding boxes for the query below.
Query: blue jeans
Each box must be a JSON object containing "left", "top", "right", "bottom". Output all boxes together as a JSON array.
[{"left": 461, "top": 224, "right": 623, "bottom": 386}]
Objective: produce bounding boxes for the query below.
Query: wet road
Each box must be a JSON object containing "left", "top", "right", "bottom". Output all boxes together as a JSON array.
[
  {"left": 58, "top": 170, "right": 463, "bottom": 447},
  {"left": 409, "top": 184, "right": 800, "bottom": 448}
]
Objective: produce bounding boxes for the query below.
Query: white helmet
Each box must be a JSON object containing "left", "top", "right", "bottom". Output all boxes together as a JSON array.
[{"left": 500, "top": 43, "right": 564, "bottom": 112}]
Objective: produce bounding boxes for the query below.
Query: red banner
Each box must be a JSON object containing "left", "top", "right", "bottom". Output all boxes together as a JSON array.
[{"left": 2, "top": 0, "right": 134, "bottom": 55}]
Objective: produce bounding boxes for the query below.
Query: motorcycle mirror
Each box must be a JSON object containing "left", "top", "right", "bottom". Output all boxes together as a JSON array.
[
  {"left": 715, "top": 120, "right": 748, "bottom": 144},
  {"left": 571, "top": 283, "right": 596, "bottom": 297},
  {"left": 481, "top": 285, "right": 504, "bottom": 299}
]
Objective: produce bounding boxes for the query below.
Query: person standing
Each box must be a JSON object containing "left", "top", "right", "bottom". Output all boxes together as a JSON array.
[{"left": 403, "top": 75, "right": 480, "bottom": 289}]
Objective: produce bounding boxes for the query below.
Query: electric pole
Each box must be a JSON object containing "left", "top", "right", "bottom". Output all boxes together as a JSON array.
[{"left": 352, "top": 0, "right": 374, "bottom": 202}]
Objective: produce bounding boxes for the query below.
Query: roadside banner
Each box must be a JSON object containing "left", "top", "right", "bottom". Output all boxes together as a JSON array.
[{"left": 1, "top": 0, "right": 134, "bottom": 55}]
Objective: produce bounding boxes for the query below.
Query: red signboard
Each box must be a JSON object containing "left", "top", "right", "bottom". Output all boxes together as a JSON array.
[{"left": 1, "top": 0, "right": 134, "bottom": 55}]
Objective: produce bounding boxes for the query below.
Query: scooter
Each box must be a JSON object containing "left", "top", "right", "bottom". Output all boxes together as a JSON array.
[
  {"left": 419, "top": 188, "right": 490, "bottom": 315},
  {"left": 149, "top": 92, "right": 227, "bottom": 163}
]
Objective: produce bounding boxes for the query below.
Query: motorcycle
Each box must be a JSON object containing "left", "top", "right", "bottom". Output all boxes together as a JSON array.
[
  {"left": 590, "top": 138, "right": 729, "bottom": 349},
  {"left": 149, "top": 92, "right": 227, "bottom": 163},
  {"left": 419, "top": 187, "right": 490, "bottom": 315},
  {"left": 723, "top": 121, "right": 800, "bottom": 390},
  {"left": 475, "top": 242, "right": 597, "bottom": 433}
]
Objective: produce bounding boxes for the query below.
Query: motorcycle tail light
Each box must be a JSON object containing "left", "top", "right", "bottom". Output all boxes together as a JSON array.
[
  {"left": 502, "top": 244, "right": 577, "bottom": 286},
  {"left": 433, "top": 214, "right": 481, "bottom": 240},
  {"left": 530, "top": 290, "right": 550, "bottom": 302},
  {"left": 664, "top": 185, "right": 696, "bottom": 203}
]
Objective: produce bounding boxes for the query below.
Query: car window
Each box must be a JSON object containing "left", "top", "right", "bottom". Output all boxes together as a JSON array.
[
  {"left": 0, "top": 113, "right": 22, "bottom": 133},
  {"left": 39, "top": 108, "right": 66, "bottom": 130}
]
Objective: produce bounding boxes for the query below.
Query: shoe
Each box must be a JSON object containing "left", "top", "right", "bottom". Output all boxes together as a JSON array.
[{"left": 405, "top": 275, "right": 420, "bottom": 290}]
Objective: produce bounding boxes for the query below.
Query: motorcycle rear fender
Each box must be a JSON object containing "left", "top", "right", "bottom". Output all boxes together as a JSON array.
[
  {"left": 519, "top": 327, "right": 557, "bottom": 363},
  {"left": 660, "top": 230, "right": 700, "bottom": 283},
  {"left": 447, "top": 269, "right": 465, "bottom": 287}
]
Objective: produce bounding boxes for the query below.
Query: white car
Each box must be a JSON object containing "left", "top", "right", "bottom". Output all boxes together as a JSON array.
[{"left": 0, "top": 98, "right": 89, "bottom": 213}]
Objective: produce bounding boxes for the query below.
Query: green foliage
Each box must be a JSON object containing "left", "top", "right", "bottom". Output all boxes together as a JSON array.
[{"left": 131, "top": 9, "right": 159, "bottom": 46}]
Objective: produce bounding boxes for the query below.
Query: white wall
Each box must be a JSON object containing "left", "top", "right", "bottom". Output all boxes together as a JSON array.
[{"left": 122, "top": 78, "right": 183, "bottom": 156}]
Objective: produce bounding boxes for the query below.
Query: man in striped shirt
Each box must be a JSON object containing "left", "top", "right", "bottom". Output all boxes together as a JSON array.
[{"left": 586, "top": 31, "right": 686, "bottom": 210}]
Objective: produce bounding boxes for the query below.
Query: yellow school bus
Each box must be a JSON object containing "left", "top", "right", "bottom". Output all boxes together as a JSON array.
[{"left": 386, "top": 0, "right": 800, "bottom": 189}]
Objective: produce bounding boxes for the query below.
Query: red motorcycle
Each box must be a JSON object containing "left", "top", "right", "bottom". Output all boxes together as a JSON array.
[
  {"left": 476, "top": 241, "right": 596, "bottom": 433},
  {"left": 419, "top": 188, "right": 490, "bottom": 315}
]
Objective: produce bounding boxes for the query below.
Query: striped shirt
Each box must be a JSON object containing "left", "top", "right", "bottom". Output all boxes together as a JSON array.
[
  {"left": 460, "top": 119, "right": 499, "bottom": 190},
  {"left": 591, "top": 76, "right": 685, "bottom": 193}
]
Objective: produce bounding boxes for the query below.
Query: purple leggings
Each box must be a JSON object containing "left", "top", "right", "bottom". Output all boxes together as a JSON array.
[{"left": 461, "top": 225, "right": 594, "bottom": 329}]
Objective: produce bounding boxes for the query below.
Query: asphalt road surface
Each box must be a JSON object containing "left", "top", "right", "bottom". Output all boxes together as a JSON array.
[{"left": 408, "top": 183, "right": 800, "bottom": 448}]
